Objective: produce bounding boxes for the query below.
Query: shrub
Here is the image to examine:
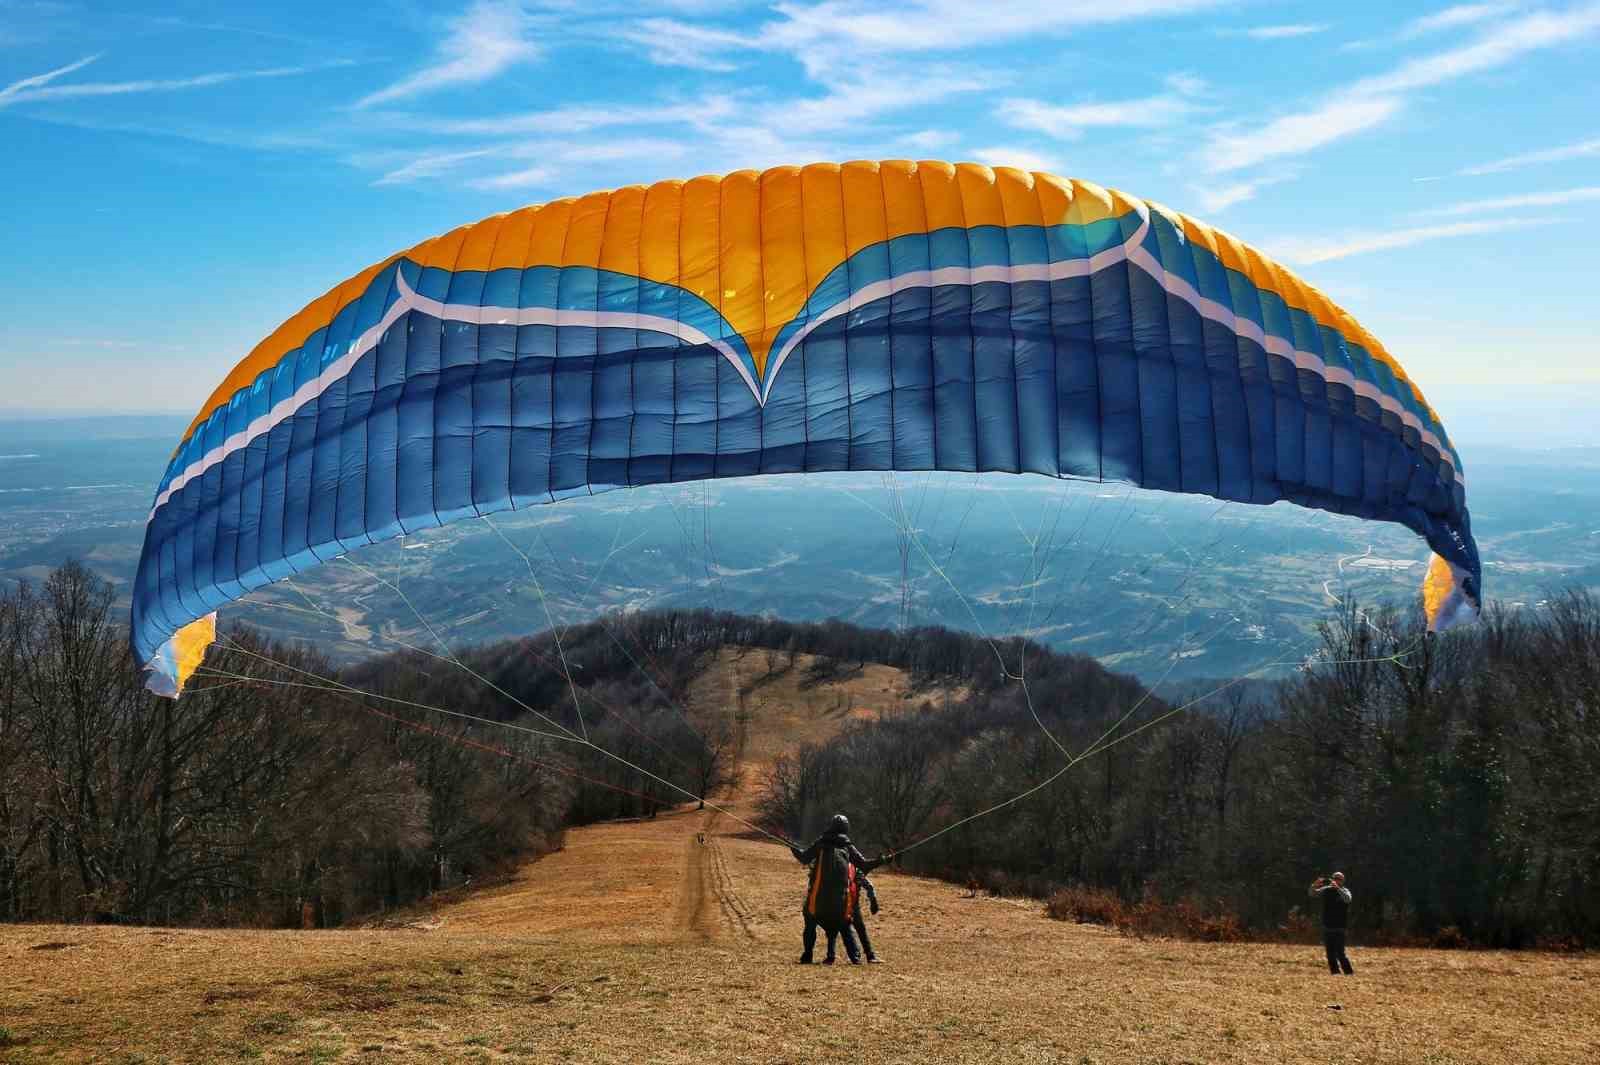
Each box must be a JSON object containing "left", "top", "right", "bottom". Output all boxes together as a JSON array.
[
  {"left": 1047, "top": 886, "right": 1254, "bottom": 942},
  {"left": 1046, "top": 886, "right": 1128, "bottom": 928}
]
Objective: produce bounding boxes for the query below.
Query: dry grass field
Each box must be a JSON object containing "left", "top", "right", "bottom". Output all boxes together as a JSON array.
[{"left": 3, "top": 653, "right": 1596, "bottom": 1063}]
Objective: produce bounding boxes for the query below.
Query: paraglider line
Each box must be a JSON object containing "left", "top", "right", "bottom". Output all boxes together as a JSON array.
[
  {"left": 197, "top": 649, "right": 796, "bottom": 849},
  {"left": 338, "top": 552, "right": 588, "bottom": 742},
  {"left": 886, "top": 632, "right": 1427, "bottom": 860},
  {"left": 482, "top": 514, "right": 591, "bottom": 741}
]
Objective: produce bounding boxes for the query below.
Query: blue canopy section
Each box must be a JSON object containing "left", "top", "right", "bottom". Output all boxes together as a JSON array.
[{"left": 132, "top": 259, "right": 1479, "bottom": 691}]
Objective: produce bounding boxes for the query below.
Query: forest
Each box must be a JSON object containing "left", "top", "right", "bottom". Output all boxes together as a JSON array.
[
  {"left": 759, "top": 596, "right": 1600, "bottom": 948},
  {"left": 3, "top": 562, "right": 1597, "bottom": 947}
]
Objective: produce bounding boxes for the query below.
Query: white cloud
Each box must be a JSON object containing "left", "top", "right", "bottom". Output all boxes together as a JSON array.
[
  {"left": 899, "top": 129, "right": 957, "bottom": 151},
  {"left": 373, "top": 147, "right": 501, "bottom": 185},
  {"left": 0, "top": 56, "right": 345, "bottom": 108},
  {"left": 1205, "top": 5, "right": 1600, "bottom": 174},
  {"left": 357, "top": 0, "right": 541, "bottom": 109},
  {"left": 1001, "top": 72, "right": 1204, "bottom": 141},
  {"left": 1205, "top": 95, "right": 1401, "bottom": 174},
  {"left": 766, "top": 67, "right": 989, "bottom": 134},
  {"left": 1419, "top": 185, "right": 1600, "bottom": 217},
  {"left": 1190, "top": 173, "right": 1293, "bottom": 213},
  {"left": 1343, "top": 3, "right": 1522, "bottom": 50},
  {"left": 556, "top": 138, "right": 692, "bottom": 165},
  {"left": 1352, "top": 5, "right": 1600, "bottom": 96},
  {"left": 22, "top": 111, "right": 336, "bottom": 151},
  {"left": 467, "top": 165, "right": 554, "bottom": 191},
  {"left": 1273, "top": 216, "right": 1559, "bottom": 264},
  {"left": 407, "top": 98, "right": 738, "bottom": 137},
  {"left": 614, "top": 18, "right": 751, "bottom": 71},
  {"left": 1459, "top": 134, "right": 1600, "bottom": 175},
  {"left": 969, "top": 146, "right": 1063, "bottom": 174},
  {"left": 0, "top": 53, "right": 98, "bottom": 106},
  {"left": 615, "top": 0, "right": 1224, "bottom": 74},
  {"left": 1243, "top": 23, "right": 1329, "bottom": 39},
  {"left": 372, "top": 137, "right": 691, "bottom": 189},
  {"left": 759, "top": 0, "right": 1223, "bottom": 55},
  {"left": 1404, "top": 3, "right": 1522, "bottom": 38},
  {"left": 1001, "top": 93, "right": 1198, "bottom": 140},
  {"left": 1194, "top": 183, "right": 1258, "bottom": 212},
  {"left": 1164, "top": 72, "right": 1207, "bottom": 96}
]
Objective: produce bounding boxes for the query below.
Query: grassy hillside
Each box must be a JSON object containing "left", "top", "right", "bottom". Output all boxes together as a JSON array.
[
  {"left": 4, "top": 808, "right": 1597, "bottom": 1064},
  {"left": 5, "top": 593, "right": 1599, "bottom": 1063}
]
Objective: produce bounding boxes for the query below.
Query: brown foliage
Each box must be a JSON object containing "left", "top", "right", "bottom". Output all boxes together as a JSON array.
[
  {"left": 1047, "top": 886, "right": 1252, "bottom": 943},
  {"left": 1046, "top": 885, "right": 1127, "bottom": 928}
]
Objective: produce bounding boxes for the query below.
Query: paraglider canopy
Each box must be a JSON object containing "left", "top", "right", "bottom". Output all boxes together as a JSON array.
[{"left": 132, "top": 160, "right": 1480, "bottom": 697}]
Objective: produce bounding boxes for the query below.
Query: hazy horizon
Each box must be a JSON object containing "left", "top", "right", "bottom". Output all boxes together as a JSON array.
[{"left": 8, "top": 379, "right": 1598, "bottom": 452}]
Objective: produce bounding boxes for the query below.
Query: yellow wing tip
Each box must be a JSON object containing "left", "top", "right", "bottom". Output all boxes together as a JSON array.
[
  {"left": 1423, "top": 554, "right": 1478, "bottom": 632},
  {"left": 145, "top": 613, "right": 217, "bottom": 699}
]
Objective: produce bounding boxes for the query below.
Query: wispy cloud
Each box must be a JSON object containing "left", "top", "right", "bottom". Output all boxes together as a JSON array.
[
  {"left": 1459, "top": 134, "right": 1600, "bottom": 175},
  {"left": 402, "top": 98, "right": 739, "bottom": 138},
  {"left": 1242, "top": 23, "right": 1329, "bottom": 39},
  {"left": 371, "top": 147, "right": 501, "bottom": 186},
  {"left": 618, "top": 0, "right": 1223, "bottom": 73},
  {"left": 586, "top": 1, "right": 1223, "bottom": 180},
  {"left": 359, "top": 63, "right": 947, "bottom": 191},
  {"left": 1001, "top": 93, "right": 1198, "bottom": 140},
  {"left": 1001, "top": 73, "right": 1203, "bottom": 140},
  {"left": 1273, "top": 216, "right": 1559, "bottom": 264},
  {"left": 968, "top": 146, "right": 1063, "bottom": 173},
  {"left": 372, "top": 137, "right": 692, "bottom": 190},
  {"left": 357, "top": 0, "right": 542, "bottom": 109},
  {"left": 143, "top": 14, "right": 324, "bottom": 46},
  {"left": 466, "top": 165, "right": 555, "bottom": 191},
  {"left": 763, "top": 67, "right": 990, "bottom": 135},
  {"left": 1404, "top": 3, "right": 1522, "bottom": 38},
  {"left": 614, "top": 18, "right": 751, "bottom": 71},
  {"left": 1205, "top": 4, "right": 1600, "bottom": 175},
  {"left": 1343, "top": 3, "right": 1522, "bottom": 50},
  {"left": 1190, "top": 173, "right": 1294, "bottom": 213},
  {"left": 17, "top": 110, "right": 336, "bottom": 152},
  {"left": 0, "top": 52, "right": 99, "bottom": 105},
  {"left": 0, "top": 54, "right": 346, "bottom": 108},
  {"left": 758, "top": 0, "right": 1223, "bottom": 55},
  {"left": 1349, "top": 4, "right": 1600, "bottom": 96},
  {"left": 1205, "top": 95, "right": 1401, "bottom": 174},
  {"left": 1419, "top": 185, "right": 1600, "bottom": 216},
  {"left": 1165, "top": 72, "right": 1207, "bottom": 96},
  {"left": 898, "top": 129, "right": 958, "bottom": 151}
]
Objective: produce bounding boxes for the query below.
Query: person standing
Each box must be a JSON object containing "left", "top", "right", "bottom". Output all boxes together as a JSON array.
[
  {"left": 791, "top": 814, "right": 884, "bottom": 964},
  {"left": 851, "top": 866, "right": 882, "bottom": 963},
  {"left": 1309, "top": 871, "right": 1354, "bottom": 974}
]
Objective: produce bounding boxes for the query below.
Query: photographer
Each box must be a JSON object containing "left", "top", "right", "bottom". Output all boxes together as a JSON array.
[{"left": 1309, "top": 871, "right": 1354, "bottom": 975}]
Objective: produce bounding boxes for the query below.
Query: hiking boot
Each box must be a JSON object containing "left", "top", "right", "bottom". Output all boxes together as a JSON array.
[{"left": 823, "top": 955, "right": 836, "bottom": 965}]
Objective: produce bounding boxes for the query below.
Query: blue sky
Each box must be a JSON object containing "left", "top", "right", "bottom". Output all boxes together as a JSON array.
[{"left": 3, "top": 0, "right": 1598, "bottom": 445}]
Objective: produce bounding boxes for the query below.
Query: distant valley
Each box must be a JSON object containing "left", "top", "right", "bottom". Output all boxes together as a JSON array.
[{"left": 3, "top": 415, "right": 1597, "bottom": 685}]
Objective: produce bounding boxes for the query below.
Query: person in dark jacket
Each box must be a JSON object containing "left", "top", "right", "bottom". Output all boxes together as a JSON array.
[
  {"left": 851, "top": 866, "right": 882, "bottom": 963},
  {"left": 1310, "top": 871, "right": 1354, "bottom": 974},
  {"left": 791, "top": 814, "right": 884, "bottom": 964}
]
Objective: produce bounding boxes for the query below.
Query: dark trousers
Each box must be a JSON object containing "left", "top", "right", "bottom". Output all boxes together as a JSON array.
[
  {"left": 802, "top": 914, "right": 860, "bottom": 962},
  {"left": 851, "top": 910, "right": 875, "bottom": 960},
  {"left": 1323, "top": 928, "right": 1354, "bottom": 974}
]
